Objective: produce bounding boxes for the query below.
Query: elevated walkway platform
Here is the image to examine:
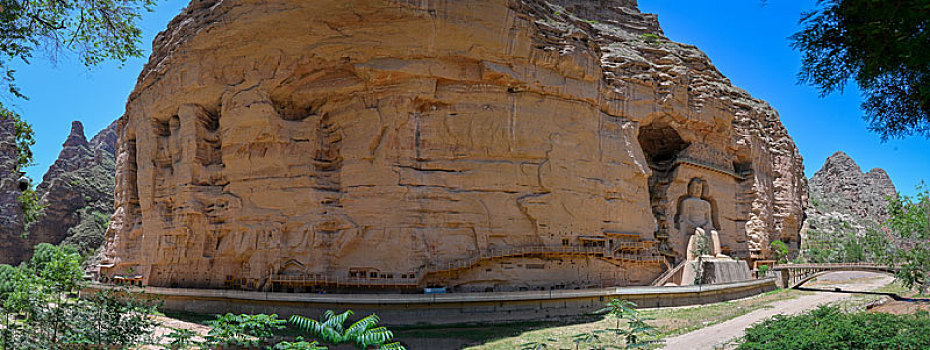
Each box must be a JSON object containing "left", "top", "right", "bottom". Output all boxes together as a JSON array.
[{"left": 84, "top": 277, "right": 776, "bottom": 326}]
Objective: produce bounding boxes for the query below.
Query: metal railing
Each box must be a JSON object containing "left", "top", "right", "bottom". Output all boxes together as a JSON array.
[
  {"left": 268, "top": 244, "right": 665, "bottom": 288},
  {"left": 271, "top": 274, "right": 419, "bottom": 287},
  {"left": 771, "top": 262, "right": 894, "bottom": 270},
  {"left": 427, "top": 244, "right": 664, "bottom": 273},
  {"left": 770, "top": 262, "right": 899, "bottom": 289},
  {"left": 427, "top": 245, "right": 601, "bottom": 273},
  {"left": 614, "top": 241, "right": 658, "bottom": 251}
]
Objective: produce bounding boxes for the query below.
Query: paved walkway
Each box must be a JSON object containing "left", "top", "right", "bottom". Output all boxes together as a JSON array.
[{"left": 661, "top": 272, "right": 893, "bottom": 350}]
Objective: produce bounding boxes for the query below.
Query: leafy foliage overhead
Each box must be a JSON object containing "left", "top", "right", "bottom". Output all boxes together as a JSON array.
[
  {"left": 0, "top": 104, "right": 43, "bottom": 226},
  {"left": 0, "top": 105, "right": 34, "bottom": 171},
  {"left": 0, "top": 0, "right": 157, "bottom": 98},
  {"left": 791, "top": 0, "right": 930, "bottom": 140}
]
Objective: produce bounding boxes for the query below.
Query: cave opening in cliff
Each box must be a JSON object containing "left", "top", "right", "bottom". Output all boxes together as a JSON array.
[
  {"left": 638, "top": 123, "right": 689, "bottom": 166},
  {"left": 638, "top": 122, "right": 689, "bottom": 260}
]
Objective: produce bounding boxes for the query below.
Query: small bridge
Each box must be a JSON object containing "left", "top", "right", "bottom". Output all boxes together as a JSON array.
[{"left": 771, "top": 263, "right": 897, "bottom": 289}]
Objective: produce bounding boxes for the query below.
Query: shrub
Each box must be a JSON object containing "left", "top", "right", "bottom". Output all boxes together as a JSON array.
[
  {"left": 206, "top": 313, "right": 287, "bottom": 347},
  {"left": 0, "top": 244, "right": 160, "bottom": 348},
  {"left": 738, "top": 306, "right": 930, "bottom": 349}
]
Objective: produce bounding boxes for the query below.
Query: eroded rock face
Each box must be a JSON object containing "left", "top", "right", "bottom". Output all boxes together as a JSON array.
[
  {"left": 0, "top": 116, "right": 26, "bottom": 265},
  {"left": 802, "top": 151, "right": 896, "bottom": 251},
  {"left": 25, "top": 121, "right": 118, "bottom": 256},
  {"left": 100, "top": 0, "right": 806, "bottom": 291}
]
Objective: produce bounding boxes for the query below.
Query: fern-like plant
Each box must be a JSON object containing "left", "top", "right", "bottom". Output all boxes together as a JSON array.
[
  {"left": 594, "top": 299, "right": 659, "bottom": 349},
  {"left": 289, "top": 310, "right": 405, "bottom": 350}
]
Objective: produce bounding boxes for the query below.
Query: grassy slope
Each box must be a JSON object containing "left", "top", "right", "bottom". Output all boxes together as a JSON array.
[{"left": 455, "top": 289, "right": 808, "bottom": 349}]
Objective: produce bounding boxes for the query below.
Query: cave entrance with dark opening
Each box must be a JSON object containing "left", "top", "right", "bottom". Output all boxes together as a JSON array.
[
  {"left": 638, "top": 122, "right": 690, "bottom": 261},
  {"left": 639, "top": 123, "right": 689, "bottom": 166}
]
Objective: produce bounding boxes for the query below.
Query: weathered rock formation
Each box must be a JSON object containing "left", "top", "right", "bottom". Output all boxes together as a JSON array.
[
  {"left": 0, "top": 116, "right": 26, "bottom": 265},
  {"left": 25, "top": 121, "right": 118, "bottom": 256},
  {"left": 100, "top": 0, "right": 806, "bottom": 292},
  {"left": 802, "top": 151, "right": 897, "bottom": 256}
]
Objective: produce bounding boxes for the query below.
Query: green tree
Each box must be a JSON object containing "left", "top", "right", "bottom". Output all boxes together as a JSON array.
[
  {"left": 0, "top": 0, "right": 157, "bottom": 98},
  {"left": 770, "top": 240, "right": 789, "bottom": 263},
  {"left": 30, "top": 243, "right": 83, "bottom": 293},
  {"left": 867, "top": 185, "right": 930, "bottom": 293},
  {"left": 841, "top": 232, "right": 865, "bottom": 262},
  {"left": 0, "top": 105, "right": 35, "bottom": 170},
  {"left": 59, "top": 288, "right": 160, "bottom": 347},
  {"left": 0, "top": 244, "right": 159, "bottom": 348},
  {"left": 0, "top": 264, "right": 18, "bottom": 297},
  {"left": 289, "top": 310, "right": 405, "bottom": 350},
  {"left": 791, "top": 0, "right": 930, "bottom": 140},
  {"left": 0, "top": 105, "right": 44, "bottom": 226}
]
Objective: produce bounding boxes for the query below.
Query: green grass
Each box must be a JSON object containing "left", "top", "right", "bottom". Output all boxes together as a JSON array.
[
  {"left": 160, "top": 288, "right": 816, "bottom": 349},
  {"left": 396, "top": 319, "right": 592, "bottom": 345},
  {"left": 641, "top": 288, "right": 808, "bottom": 338},
  {"left": 465, "top": 288, "right": 808, "bottom": 349}
]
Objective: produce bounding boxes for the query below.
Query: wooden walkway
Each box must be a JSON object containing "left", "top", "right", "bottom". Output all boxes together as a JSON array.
[{"left": 271, "top": 243, "right": 665, "bottom": 288}]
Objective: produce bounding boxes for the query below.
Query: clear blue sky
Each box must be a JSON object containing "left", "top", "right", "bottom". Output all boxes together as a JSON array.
[
  {"left": 6, "top": 0, "right": 928, "bottom": 196},
  {"left": 638, "top": 0, "right": 929, "bottom": 196}
]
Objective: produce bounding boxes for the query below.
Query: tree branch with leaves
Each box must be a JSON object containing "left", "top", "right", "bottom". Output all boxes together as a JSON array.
[
  {"left": 0, "top": 0, "right": 157, "bottom": 99},
  {"left": 791, "top": 0, "right": 930, "bottom": 140},
  {"left": 866, "top": 185, "right": 930, "bottom": 294}
]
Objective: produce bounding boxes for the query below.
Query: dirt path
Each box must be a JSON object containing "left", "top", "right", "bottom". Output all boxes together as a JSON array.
[{"left": 661, "top": 272, "right": 894, "bottom": 350}]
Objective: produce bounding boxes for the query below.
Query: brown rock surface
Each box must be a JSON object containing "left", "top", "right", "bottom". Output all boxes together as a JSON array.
[
  {"left": 100, "top": 0, "right": 806, "bottom": 291},
  {"left": 808, "top": 151, "right": 896, "bottom": 222},
  {"left": 802, "top": 151, "right": 897, "bottom": 257},
  {"left": 0, "top": 116, "right": 26, "bottom": 265},
  {"left": 25, "top": 121, "right": 118, "bottom": 256}
]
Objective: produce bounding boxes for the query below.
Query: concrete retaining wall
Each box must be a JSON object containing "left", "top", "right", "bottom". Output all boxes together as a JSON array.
[{"left": 84, "top": 278, "right": 776, "bottom": 326}]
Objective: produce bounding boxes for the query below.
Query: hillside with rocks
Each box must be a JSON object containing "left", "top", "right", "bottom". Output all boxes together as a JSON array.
[
  {"left": 802, "top": 151, "right": 897, "bottom": 260},
  {"left": 26, "top": 121, "right": 118, "bottom": 255}
]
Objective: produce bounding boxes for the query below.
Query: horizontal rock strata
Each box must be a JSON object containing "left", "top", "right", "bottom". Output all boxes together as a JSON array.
[{"left": 100, "top": 0, "right": 806, "bottom": 292}]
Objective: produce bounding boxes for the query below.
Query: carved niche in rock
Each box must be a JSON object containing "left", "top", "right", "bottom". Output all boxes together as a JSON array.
[
  {"left": 98, "top": 0, "right": 807, "bottom": 292},
  {"left": 676, "top": 178, "right": 722, "bottom": 261}
]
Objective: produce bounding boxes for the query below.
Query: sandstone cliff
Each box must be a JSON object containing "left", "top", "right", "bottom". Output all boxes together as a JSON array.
[
  {"left": 802, "top": 151, "right": 897, "bottom": 256},
  {"left": 99, "top": 0, "right": 807, "bottom": 291},
  {"left": 25, "top": 121, "right": 118, "bottom": 256}
]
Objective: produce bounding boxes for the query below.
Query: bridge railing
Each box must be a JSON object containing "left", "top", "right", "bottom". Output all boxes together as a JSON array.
[
  {"left": 770, "top": 262, "right": 898, "bottom": 288},
  {"left": 772, "top": 262, "right": 892, "bottom": 270}
]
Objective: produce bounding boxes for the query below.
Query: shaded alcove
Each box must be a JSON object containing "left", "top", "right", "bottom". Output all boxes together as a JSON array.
[
  {"left": 637, "top": 122, "right": 690, "bottom": 261},
  {"left": 638, "top": 122, "right": 689, "bottom": 165}
]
